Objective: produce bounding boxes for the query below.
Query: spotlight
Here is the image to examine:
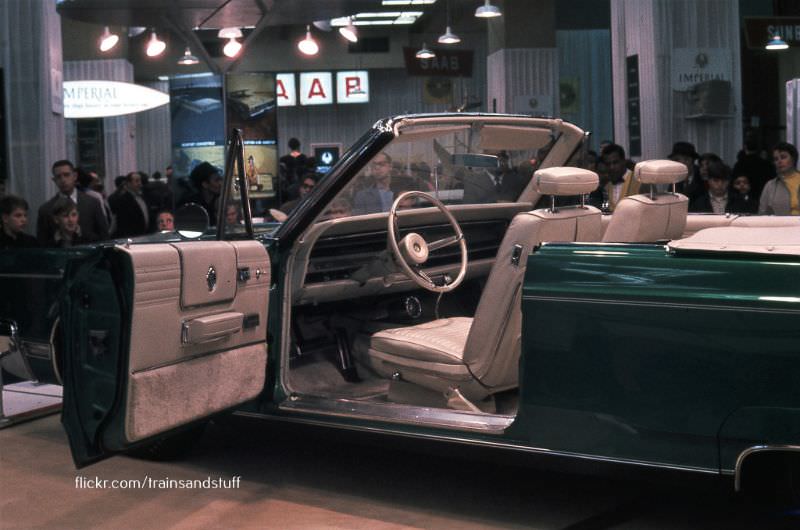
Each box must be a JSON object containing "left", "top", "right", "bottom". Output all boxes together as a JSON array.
[
  {"left": 475, "top": 0, "right": 502, "bottom": 18},
  {"left": 217, "top": 27, "right": 243, "bottom": 39},
  {"left": 145, "top": 31, "right": 166, "bottom": 57},
  {"left": 765, "top": 34, "right": 789, "bottom": 50},
  {"left": 177, "top": 46, "right": 199, "bottom": 65},
  {"left": 99, "top": 26, "right": 119, "bottom": 52},
  {"left": 339, "top": 18, "right": 358, "bottom": 43},
  {"left": 298, "top": 25, "right": 319, "bottom": 56},
  {"left": 223, "top": 38, "right": 242, "bottom": 58},
  {"left": 438, "top": 27, "right": 460, "bottom": 44},
  {"left": 415, "top": 43, "right": 435, "bottom": 59}
]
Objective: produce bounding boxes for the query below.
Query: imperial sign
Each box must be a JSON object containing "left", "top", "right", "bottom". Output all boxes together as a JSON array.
[{"left": 63, "top": 81, "right": 170, "bottom": 119}]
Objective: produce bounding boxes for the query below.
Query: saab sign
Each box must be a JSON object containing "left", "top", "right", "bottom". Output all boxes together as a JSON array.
[
  {"left": 277, "top": 71, "right": 369, "bottom": 107},
  {"left": 63, "top": 80, "right": 170, "bottom": 118}
]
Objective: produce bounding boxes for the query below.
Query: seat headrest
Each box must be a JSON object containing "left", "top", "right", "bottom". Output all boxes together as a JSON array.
[
  {"left": 635, "top": 159, "right": 688, "bottom": 184},
  {"left": 534, "top": 167, "right": 599, "bottom": 196}
]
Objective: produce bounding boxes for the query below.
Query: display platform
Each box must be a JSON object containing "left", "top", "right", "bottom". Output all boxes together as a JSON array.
[{"left": 0, "top": 381, "right": 62, "bottom": 429}]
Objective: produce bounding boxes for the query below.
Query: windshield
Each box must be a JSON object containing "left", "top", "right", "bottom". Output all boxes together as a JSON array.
[{"left": 321, "top": 121, "right": 556, "bottom": 220}]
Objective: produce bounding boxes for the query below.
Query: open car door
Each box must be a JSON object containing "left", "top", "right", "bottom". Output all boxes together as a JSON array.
[{"left": 60, "top": 239, "right": 270, "bottom": 467}]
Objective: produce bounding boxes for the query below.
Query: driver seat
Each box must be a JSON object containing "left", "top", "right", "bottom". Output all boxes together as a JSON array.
[{"left": 360, "top": 167, "right": 601, "bottom": 409}]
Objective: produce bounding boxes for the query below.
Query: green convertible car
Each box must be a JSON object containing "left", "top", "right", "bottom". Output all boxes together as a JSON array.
[{"left": 1, "top": 114, "right": 798, "bottom": 497}]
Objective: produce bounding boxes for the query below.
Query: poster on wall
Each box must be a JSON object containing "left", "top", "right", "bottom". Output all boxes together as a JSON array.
[
  {"left": 226, "top": 72, "right": 278, "bottom": 200},
  {"left": 169, "top": 74, "right": 225, "bottom": 191}
]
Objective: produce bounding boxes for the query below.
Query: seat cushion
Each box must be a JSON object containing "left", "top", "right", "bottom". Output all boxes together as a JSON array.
[{"left": 370, "top": 317, "right": 472, "bottom": 364}]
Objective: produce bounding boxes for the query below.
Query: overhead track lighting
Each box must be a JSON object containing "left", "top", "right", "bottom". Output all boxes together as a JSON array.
[
  {"left": 339, "top": 17, "right": 358, "bottom": 43},
  {"left": 297, "top": 25, "right": 319, "bottom": 56},
  {"left": 415, "top": 43, "right": 435, "bottom": 59},
  {"left": 475, "top": 0, "right": 502, "bottom": 18},
  {"left": 765, "top": 34, "right": 789, "bottom": 50},
  {"left": 217, "top": 27, "right": 243, "bottom": 39},
  {"left": 438, "top": 0, "right": 460, "bottom": 44},
  {"left": 223, "top": 38, "right": 242, "bottom": 57},
  {"left": 177, "top": 46, "right": 199, "bottom": 65},
  {"left": 145, "top": 30, "right": 166, "bottom": 57},
  {"left": 438, "top": 27, "right": 460, "bottom": 44},
  {"left": 98, "top": 26, "right": 119, "bottom": 52}
]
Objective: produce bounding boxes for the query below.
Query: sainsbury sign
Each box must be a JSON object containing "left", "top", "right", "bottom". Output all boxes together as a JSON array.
[{"left": 277, "top": 71, "right": 369, "bottom": 107}]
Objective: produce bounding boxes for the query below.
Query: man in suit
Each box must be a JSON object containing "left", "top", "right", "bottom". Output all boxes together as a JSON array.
[
  {"left": 37, "top": 160, "right": 109, "bottom": 243},
  {"left": 598, "top": 144, "right": 640, "bottom": 212},
  {"left": 112, "top": 171, "right": 151, "bottom": 238},
  {"left": 353, "top": 152, "right": 395, "bottom": 215}
]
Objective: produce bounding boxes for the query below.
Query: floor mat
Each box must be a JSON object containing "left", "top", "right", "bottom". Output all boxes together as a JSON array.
[{"left": 288, "top": 355, "right": 389, "bottom": 400}]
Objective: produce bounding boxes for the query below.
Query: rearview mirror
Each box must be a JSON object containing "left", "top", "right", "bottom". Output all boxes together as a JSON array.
[
  {"left": 174, "top": 203, "right": 209, "bottom": 239},
  {"left": 451, "top": 153, "right": 499, "bottom": 169}
]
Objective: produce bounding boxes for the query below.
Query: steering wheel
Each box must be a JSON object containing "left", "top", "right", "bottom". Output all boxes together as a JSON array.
[{"left": 387, "top": 191, "right": 468, "bottom": 293}]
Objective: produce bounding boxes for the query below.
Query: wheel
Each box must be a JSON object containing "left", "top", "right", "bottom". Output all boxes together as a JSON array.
[{"left": 387, "top": 191, "right": 468, "bottom": 293}]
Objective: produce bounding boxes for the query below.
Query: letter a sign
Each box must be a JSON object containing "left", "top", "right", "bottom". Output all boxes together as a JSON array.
[
  {"left": 276, "top": 73, "right": 296, "bottom": 107},
  {"left": 299, "top": 72, "right": 333, "bottom": 105}
]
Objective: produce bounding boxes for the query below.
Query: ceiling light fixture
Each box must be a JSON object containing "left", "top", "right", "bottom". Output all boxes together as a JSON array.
[
  {"left": 223, "top": 38, "right": 242, "bottom": 57},
  {"left": 217, "top": 27, "right": 243, "bottom": 39},
  {"left": 98, "top": 26, "right": 119, "bottom": 52},
  {"left": 765, "top": 34, "right": 789, "bottom": 50},
  {"left": 438, "top": 0, "right": 460, "bottom": 44},
  {"left": 339, "top": 17, "right": 358, "bottom": 43},
  {"left": 145, "top": 30, "right": 166, "bottom": 57},
  {"left": 177, "top": 46, "right": 200, "bottom": 65},
  {"left": 313, "top": 20, "right": 333, "bottom": 32},
  {"left": 475, "top": 0, "right": 502, "bottom": 18},
  {"left": 297, "top": 25, "right": 319, "bottom": 56},
  {"left": 415, "top": 43, "right": 435, "bottom": 59},
  {"left": 438, "top": 27, "right": 460, "bottom": 44}
]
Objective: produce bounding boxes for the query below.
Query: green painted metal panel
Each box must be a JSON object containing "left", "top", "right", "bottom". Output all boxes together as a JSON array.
[{"left": 520, "top": 243, "right": 800, "bottom": 471}]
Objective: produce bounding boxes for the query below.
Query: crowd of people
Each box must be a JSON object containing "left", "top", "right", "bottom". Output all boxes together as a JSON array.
[
  {"left": 584, "top": 137, "right": 799, "bottom": 215},
  {"left": 1, "top": 135, "right": 798, "bottom": 250}
]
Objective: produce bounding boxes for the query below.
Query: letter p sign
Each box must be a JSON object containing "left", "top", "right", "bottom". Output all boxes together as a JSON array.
[{"left": 336, "top": 71, "right": 369, "bottom": 104}]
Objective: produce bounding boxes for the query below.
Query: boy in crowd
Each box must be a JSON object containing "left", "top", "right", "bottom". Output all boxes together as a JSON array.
[{"left": 0, "top": 195, "right": 39, "bottom": 249}]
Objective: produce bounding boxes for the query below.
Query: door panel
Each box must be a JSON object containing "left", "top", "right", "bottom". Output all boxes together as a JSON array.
[
  {"left": 62, "top": 240, "right": 270, "bottom": 466},
  {"left": 121, "top": 240, "right": 270, "bottom": 443}
]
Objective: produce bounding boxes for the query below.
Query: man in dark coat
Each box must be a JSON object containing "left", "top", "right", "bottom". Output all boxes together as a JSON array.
[
  {"left": 112, "top": 171, "right": 151, "bottom": 238},
  {"left": 37, "top": 160, "right": 109, "bottom": 243},
  {"left": 180, "top": 162, "right": 223, "bottom": 226}
]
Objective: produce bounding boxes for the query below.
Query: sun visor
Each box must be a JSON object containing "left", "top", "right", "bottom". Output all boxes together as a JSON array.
[
  {"left": 394, "top": 125, "right": 471, "bottom": 142},
  {"left": 478, "top": 125, "right": 552, "bottom": 151}
]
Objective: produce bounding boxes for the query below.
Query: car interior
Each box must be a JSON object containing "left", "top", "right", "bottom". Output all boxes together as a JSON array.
[{"left": 241, "top": 117, "right": 800, "bottom": 433}]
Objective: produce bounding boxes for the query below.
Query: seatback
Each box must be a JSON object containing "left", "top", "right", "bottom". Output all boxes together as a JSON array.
[
  {"left": 463, "top": 167, "right": 602, "bottom": 391},
  {"left": 602, "top": 160, "right": 689, "bottom": 242}
]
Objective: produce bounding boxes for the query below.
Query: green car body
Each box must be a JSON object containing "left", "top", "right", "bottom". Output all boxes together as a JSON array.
[{"left": 1, "top": 114, "right": 798, "bottom": 495}]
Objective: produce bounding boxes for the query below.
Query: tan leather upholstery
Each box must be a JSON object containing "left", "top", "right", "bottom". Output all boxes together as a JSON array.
[
  {"left": 602, "top": 160, "right": 689, "bottom": 243},
  {"left": 534, "top": 167, "right": 599, "bottom": 196},
  {"left": 121, "top": 240, "right": 270, "bottom": 442},
  {"left": 365, "top": 168, "right": 602, "bottom": 404}
]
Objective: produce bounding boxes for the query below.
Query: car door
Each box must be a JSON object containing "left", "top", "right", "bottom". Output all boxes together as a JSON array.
[{"left": 60, "top": 238, "right": 270, "bottom": 467}]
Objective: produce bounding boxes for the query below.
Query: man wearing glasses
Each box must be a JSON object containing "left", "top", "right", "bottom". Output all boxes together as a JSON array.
[
  {"left": 353, "top": 152, "right": 394, "bottom": 215},
  {"left": 278, "top": 175, "right": 316, "bottom": 215}
]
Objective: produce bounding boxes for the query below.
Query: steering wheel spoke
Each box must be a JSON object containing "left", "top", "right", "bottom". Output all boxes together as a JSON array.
[{"left": 427, "top": 234, "right": 462, "bottom": 252}]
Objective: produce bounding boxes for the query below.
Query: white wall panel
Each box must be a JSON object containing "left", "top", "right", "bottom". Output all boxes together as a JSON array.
[
  {"left": 64, "top": 59, "right": 137, "bottom": 185},
  {"left": 0, "top": 0, "right": 66, "bottom": 223},
  {"left": 486, "top": 48, "right": 558, "bottom": 115},
  {"left": 137, "top": 80, "right": 171, "bottom": 177},
  {"left": 611, "top": 0, "right": 741, "bottom": 163}
]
